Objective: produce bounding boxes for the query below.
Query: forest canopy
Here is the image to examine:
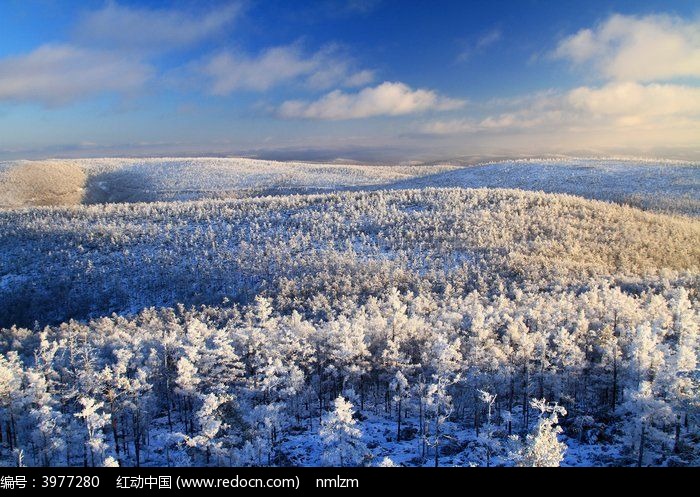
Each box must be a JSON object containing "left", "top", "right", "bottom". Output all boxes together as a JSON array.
[{"left": 0, "top": 187, "right": 698, "bottom": 466}]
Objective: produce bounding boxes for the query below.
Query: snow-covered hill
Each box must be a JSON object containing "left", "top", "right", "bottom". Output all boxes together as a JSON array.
[
  {"left": 2, "top": 157, "right": 698, "bottom": 215},
  {"left": 1, "top": 187, "right": 698, "bottom": 467},
  {"left": 2, "top": 187, "right": 697, "bottom": 327},
  {"left": 0, "top": 157, "right": 458, "bottom": 206},
  {"left": 390, "top": 158, "right": 700, "bottom": 216}
]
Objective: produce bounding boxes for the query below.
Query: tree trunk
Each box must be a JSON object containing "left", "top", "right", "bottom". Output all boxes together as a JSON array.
[
  {"left": 110, "top": 404, "right": 120, "bottom": 462},
  {"left": 523, "top": 363, "right": 529, "bottom": 430},
  {"left": 360, "top": 376, "right": 365, "bottom": 411},
  {"left": 473, "top": 390, "right": 479, "bottom": 438},
  {"left": 434, "top": 416, "right": 440, "bottom": 468},
  {"left": 637, "top": 423, "right": 645, "bottom": 467},
  {"left": 612, "top": 353, "right": 618, "bottom": 412},
  {"left": 397, "top": 397, "right": 402, "bottom": 442}
]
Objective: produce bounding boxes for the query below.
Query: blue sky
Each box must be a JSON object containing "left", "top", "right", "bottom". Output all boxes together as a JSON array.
[{"left": 0, "top": 0, "right": 699, "bottom": 161}]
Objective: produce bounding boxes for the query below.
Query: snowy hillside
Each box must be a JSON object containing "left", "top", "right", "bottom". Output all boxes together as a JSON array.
[
  {"left": 1, "top": 164, "right": 698, "bottom": 468},
  {"left": 0, "top": 187, "right": 698, "bottom": 467},
  {"left": 3, "top": 187, "right": 697, "bottom": 327},
  {"left": 392, "top": 158, "right": 700, "bottom": 216},
  {"left": 0, "top": 157, "right": 458, "bottom": 206},
  {"left": 2, "top": 157, "right": 698, "bottom": 216}
]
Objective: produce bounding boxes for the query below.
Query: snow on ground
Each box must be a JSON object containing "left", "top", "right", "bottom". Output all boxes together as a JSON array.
[
  {"left": 391, "top": 158, "right": 700, "bottom": 216},
  {"left": 0, "top": 157, "right": 459, "bottom": 205},
  {"left": 90, "top": 410, "right": 620, "bottom": 467},
  {"left": 2, "top": 156, "right": 697, "bottom": 215}
]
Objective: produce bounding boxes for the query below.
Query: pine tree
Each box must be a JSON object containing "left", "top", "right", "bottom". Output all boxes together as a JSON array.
[
  {"left": 390, "top": 371, "right": 410, "bottom": 442},
  {"left": 320, "top": 396, "right": 367, "bottom": 467},
  {"left": 185, "top": 393, "right": 230, "bottom": 466}
]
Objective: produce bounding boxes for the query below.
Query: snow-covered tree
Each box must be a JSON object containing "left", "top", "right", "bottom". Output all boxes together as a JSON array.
[
  {"left": 512, "top": 398, "right": 567, "bottom": 467},
  {"left": 320, "top": 396, "right": 367, "bottom": 467},
  {"left": 184, "top": 393, "right": 231, "bottom": 465},
  {"left": 74, "top": 397, "right": 111, "bottom": 467},
  {"left": 620, "top": 382, "right": 673, "bottom": 466},
  {"left": 476, "top": 390, "right": 499, "bottom": 467},
  {"left": 390, "top": 370, "right": 410, "bottom": 441},
  {"left": 240, "top": 402, "right": 284, "bottom": 466}
]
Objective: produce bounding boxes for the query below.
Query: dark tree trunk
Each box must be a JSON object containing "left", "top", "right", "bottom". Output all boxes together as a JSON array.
[
  {"left": 397, "top": 397, "right": 402, "bottom": 442},
  {"left": 638, "top": 423, "right": 645, "bottom": 468}
]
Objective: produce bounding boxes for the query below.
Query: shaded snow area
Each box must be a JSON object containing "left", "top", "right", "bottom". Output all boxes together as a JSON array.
[
  {"left": 278, "top": 412, "right": 620, "bottom": 467},
  {"left": 130, "top": 409, "right": 619, "bottom": 467}
]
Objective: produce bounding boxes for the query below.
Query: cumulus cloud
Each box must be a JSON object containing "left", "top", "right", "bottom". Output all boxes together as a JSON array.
[
  {"left": 0, "top": 44, "right": 153, "bottom": 105},
  {"left": 202, "top": 45, "right": 374, "bottom": 94},
  {"left": 421, "top": 13, "right": 700, "bottom": 154},
  {"left": 554, "top": 13, "right": 700, "bottom": 82},
  {"left": 74, "top": 1, "right": 240, "bottom": 51},
  {"left": 278, "top": 82, "right": 465, "bottom": 120}
]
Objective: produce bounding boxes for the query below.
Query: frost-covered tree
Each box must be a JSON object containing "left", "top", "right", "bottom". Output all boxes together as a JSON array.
[
  {"left": 240, "top": 402, "right": 284, "bottom": 466},
  {"left": 512, "top": 398, "right": 567, "bottom": 467},
  {"left": 185, "top": 393, "right": 230, "bottom": 466},
  {"left": 320, "top": 396, "right": 367, "bottom": 467},
  {"left": 74, "top": 397, "right": 111, "bottom": 467},
  {"left": 23, "top": 370, "right": 65, "bottom": 466},
  {"left": 620, "top": 382, "right": 673, "bottom": 466},
  {"left": 0, "top": 352, "right": 23, "bottom": 454},
  {"left": 476, "top": 390, "right": 499, "bottom": 467},
  {"left": 390, "top": 371, "right": 410, "bottom": 442}
]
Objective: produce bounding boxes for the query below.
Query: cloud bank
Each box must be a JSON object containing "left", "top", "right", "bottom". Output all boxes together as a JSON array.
[
  {"left": 423, "top": 82, "right": 700, "bottom": 134},
  {"left": 0, "top": 44, "right": 152, "bottom": 105},
  {"left": 422, "top": 13, "right": 700, "bottom": 155}
]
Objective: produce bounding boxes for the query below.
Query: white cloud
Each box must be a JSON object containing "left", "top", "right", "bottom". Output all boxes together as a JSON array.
[
  {"left": 420, "top": 81, "right": 700, "bottom": 135},
  {"left": 568, "top": 82, "right": 700, "bottom": 120},
  {"left": 554, "top": 13, "right": 700, "bottom": 82},
  {"left": 74, "top": 1, "right": 240, "bottom": 51},
  {"left": 0, "top": 44, "right": 153, "bottom": 105},
  {"left": 202, "top": 45, "right": 374, "bottom": 94},
  {"left": 278, "top": 82, "right": 465, "bottom": 120},
  {"left": 477, "top": 29, "right": 502, "bottom": 50},
  {"left": 420, "top": 15, "right": 700, "bottom": 154},
  {"left": 420, "top": 119, "right": 477, "bottom": 134},
  {"left": 457, "top": 28, "right": 502, "bottom": 62}
]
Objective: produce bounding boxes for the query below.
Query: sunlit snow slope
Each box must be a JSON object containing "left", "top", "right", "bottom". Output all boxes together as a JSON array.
[{"left": 390, "top": 158, "right": 700, "bottom": 216}]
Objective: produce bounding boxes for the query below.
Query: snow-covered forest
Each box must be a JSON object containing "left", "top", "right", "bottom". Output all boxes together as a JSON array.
[
  {"left": 1, "top": 157, "right": 697, "bottom": 215},
  {"left": 1, "top": 181, "right": 698, "bottom": 467}
]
